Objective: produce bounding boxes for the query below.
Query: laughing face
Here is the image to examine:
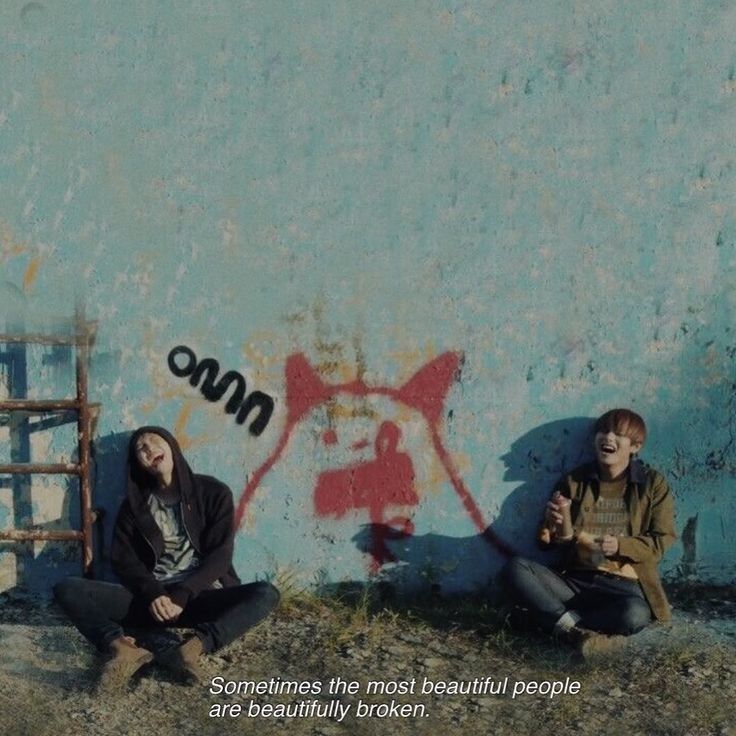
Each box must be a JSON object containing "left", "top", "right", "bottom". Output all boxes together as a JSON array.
[
  {"left": 134, "top": 432, "right": 174, "bottom": 485},
  {"left": 594, "top": 429, "right": 641, "bottom": 477}
]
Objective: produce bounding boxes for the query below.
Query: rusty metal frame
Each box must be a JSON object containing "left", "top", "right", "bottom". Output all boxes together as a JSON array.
[{"left": 0, "top": 307, "right": 99, "bottom": 576}]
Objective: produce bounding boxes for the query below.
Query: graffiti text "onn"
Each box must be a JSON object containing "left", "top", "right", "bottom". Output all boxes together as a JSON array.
[{"left": 168, "top": 345, "right": 274, "bottom": 436}]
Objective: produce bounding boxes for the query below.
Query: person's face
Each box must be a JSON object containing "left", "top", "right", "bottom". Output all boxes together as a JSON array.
[
  {"left": 594, "top": 429, "right": 641, "bottom": 470},
  {"left": 134, "top": 432, "right": 174, "bottom": 481}
]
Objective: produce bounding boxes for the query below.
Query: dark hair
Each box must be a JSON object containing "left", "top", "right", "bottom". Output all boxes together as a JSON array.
[
  {"left": 594, "top": 408, "right": 647, "bottom": 446},
  {"left": 128, "top": 426, "right": 179, "bottom": 489}
]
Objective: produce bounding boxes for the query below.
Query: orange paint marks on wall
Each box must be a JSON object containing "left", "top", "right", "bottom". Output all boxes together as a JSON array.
[
  {"left": 325, "top": 400, "right": 378, "bottom": 422},
  {"left": 174, "top": 403, "right": 195, "bottom": 451},
  {"left": 172, "top": 401, "right": 212, "bottom": 452},
  {"left": 0, "top": 220, "right": 29, "bottom": 262},
  {"left": 23, "top": 257, "right": 41, "bottom": 292}
]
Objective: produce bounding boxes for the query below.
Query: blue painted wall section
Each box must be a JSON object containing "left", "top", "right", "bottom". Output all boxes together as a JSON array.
[{"left": 1, "top": 2, "right": 735, "bottom": 594}]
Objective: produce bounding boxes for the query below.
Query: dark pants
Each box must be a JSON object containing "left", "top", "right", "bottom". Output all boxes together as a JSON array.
[
  {"left": 54, "top": 577, "right": 280, "bottom": 653},
  {"left": 502, "top": 556, "right": 652, "bottom": 635}
]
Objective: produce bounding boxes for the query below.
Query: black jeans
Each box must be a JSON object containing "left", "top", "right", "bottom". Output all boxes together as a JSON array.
[
  {"left": 502, "top": 556, "right": 652, "bottom": 635},
  {"left": 54, "top": 577, "right": 280, "bottom": 653}
]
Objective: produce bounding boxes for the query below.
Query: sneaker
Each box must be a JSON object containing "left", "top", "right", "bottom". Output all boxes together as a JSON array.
[
  {"left": 97, "top": 637, "right": 153, "bottom": 694},
  {"left": 158, "top": 636, "right": 205, "bottom": 685}
]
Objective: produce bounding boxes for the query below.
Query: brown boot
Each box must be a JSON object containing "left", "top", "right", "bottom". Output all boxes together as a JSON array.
[
  {"left": 97, "top": 636, "right": 153, "bottom": 694},
  {"left": 158, "top": 636, "right": 205, "bottom": 685},
  {"left": 568, "top": 627, "right": 627, "bottom": 660}
]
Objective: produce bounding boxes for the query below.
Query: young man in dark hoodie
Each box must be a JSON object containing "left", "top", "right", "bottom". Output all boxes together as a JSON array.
[{"left": 54, "top": 426, "right": 280, "bottom": 691}]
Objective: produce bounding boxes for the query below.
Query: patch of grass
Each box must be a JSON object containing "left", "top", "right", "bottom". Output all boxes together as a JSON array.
[
  {"left": 0, "top": 685, "right": 71, "bottom": 736},
  {"left": 3, "top": 594, "right": 736, "bottom": 736},
  {"left": 270, "top": 567, "right": 329, "bottom": 616}
]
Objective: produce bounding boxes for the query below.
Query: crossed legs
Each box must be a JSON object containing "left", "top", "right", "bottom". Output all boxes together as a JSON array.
[
  {"left": 54, "top": 577, "right": 280, "bottom": 653},
  {"left": 502, "top": 556, "right": 652, "bottom": 635}
]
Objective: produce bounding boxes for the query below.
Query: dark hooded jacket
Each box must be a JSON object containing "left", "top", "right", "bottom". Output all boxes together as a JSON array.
[{"left": 111, "top": 426, "right": 241, "bottom": 607}]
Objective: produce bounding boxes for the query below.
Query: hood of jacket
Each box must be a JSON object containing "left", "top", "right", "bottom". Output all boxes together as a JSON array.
[
  {"left": 113, "top": 426, "right": 241, "bottom": 602},
  {"left": 127, "top": 425, "right": 194, "bottom": 508},
  {"left": 125, "top": 425, "right": 202, "bottom": 556}
]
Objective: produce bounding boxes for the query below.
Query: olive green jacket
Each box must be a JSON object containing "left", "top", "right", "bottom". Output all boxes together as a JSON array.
[{"left": 550, "top": 460, "right": 677, "bottom": 622}]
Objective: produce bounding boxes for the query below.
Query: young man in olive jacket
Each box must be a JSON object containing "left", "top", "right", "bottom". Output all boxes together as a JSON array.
[
  {"left": 503, "top": 409, "right": 676, "bottom": 656},
  {"left": 55, "top": 426, "right": 279, "bottom": 691}
]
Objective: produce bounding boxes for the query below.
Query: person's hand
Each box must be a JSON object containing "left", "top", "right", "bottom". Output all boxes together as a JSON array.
[
  {"left": 544, "top": 498, "right": 563, "bottom": 527},
  {"left": 600, "top": 534, "right": 620, "bottom": 557},
  {"left": 149, "top": 595, "right": 183, "bottom": 622}
]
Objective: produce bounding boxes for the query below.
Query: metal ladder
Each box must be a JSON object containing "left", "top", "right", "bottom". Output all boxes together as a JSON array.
[{"left": 0, "top": 308, "right": 99, "bottom": 576}]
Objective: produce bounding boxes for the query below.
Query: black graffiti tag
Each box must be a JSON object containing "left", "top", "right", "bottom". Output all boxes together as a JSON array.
[{"left": 167, "top": 346, "right": 274, "bottom": 436}]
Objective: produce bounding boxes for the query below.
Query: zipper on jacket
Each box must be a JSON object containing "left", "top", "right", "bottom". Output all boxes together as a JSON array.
[
  {"left": 132, "top": 499, "right": 160, "bottom": 566},
  {"left": 180, "top": 500, "right": 200, "bottom": 553},
  {"left": 137, "top": 522, "right": 159, "bottom": 565}
]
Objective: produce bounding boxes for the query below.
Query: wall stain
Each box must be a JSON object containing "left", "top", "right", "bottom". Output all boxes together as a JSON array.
[
  {"left": 0, "top": 221, "right": 29, "bottom": 262},
  {"left": 173, "top": 402, "right": 195, "bottom": 451},
  {"left": 680, "top": 515, "right": 698, "bottom": 577},
  {"left": 22, "top": 257, "right": 41, "bottom": 292},
  {"left": 20, "top": 3, "right": 45, "bottom": 23}
]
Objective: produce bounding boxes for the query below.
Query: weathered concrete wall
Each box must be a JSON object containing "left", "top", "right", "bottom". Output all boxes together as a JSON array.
[{"left": 1, "top": 1, "right": 735, "bottom": 594}]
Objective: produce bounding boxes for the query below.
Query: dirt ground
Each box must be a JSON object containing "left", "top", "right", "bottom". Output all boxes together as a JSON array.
[{"left": 0, "top": 585, "right": 735, "bottom": 736}]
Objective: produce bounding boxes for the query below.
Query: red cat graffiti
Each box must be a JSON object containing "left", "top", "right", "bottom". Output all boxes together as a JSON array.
[
  {"left": 234, "top": 351, "right": 513, "bottom": 572},
  {"left": 314, "top": 420, "right": 419, "bottom": 571}
]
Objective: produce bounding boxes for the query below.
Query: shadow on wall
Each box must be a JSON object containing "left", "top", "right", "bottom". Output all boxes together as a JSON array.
[
  {"left": 0, "top": 475, "right": 82, "bottom": 599},
  {"left": 90, "top": 431, "right": 134, "bottom": 582},
  {"left": 0, "top": 339, "right": 82, "bottom": 597},
  {"left": 319, "top": 417, "right": 597, "bottom": 597},
  {"left": 0, "top": 427, "right": 131, "bottom": 598},
  {"left": 0, "top": 296, "right": 97, "bottom": 597},
  {"left": 647, "top": 276, "right": 736, "bottom": 581},
  {"left": 491, "top": 416, "right": 595, "bottom": 563},
  {"left": 0, "top": 417, "right": 131, "bottom": 596}
]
